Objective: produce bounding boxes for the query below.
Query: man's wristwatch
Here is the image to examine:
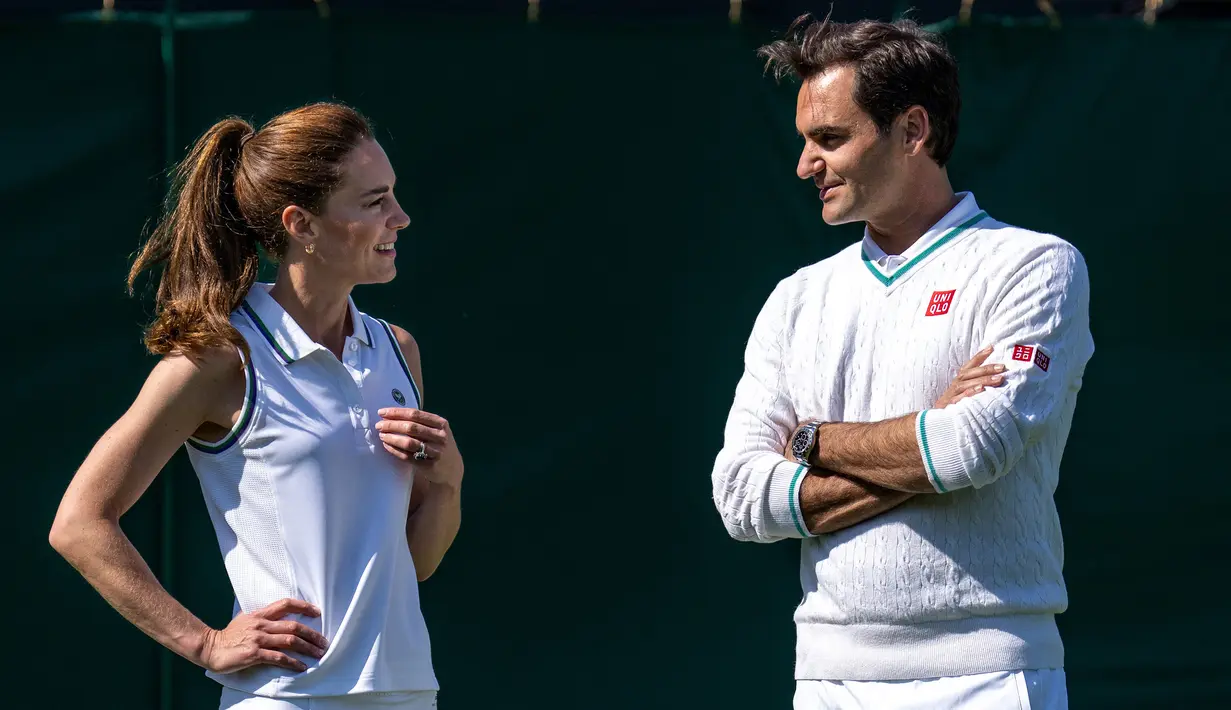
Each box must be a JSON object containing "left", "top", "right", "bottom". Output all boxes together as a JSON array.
[{"left": 790, "top": 421, "right": 822, "bottom": 465}]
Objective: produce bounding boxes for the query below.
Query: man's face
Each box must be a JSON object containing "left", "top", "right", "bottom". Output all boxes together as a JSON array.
[{"left": 795, "top": 65, "right": 904, "bottom": 226}]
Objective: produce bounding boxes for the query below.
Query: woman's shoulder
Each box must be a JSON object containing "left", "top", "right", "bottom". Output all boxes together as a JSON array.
[
  {"left": 384, "top": 322, "right": 419, "bottom": 361},
  {"left": 123, "top": 345, "right": 247, "bottom": 440},
  {"left": 153, "top": 345, "right": 247, "bottom": 395},
  {"left": 360, "top": 313, "right": 420, "bottom": 362},
  {"left": 362, "top": 315, "right": 424, "bottom": 397}
]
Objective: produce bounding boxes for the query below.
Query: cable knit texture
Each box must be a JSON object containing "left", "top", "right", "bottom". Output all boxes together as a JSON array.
[{"left": 711, "top": 193, "right": 1094, "bottom": 681}]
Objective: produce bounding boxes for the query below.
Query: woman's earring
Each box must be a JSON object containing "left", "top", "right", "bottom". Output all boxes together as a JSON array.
[{"left": 305, "top": 243, "right": 315, "bottom": 255}]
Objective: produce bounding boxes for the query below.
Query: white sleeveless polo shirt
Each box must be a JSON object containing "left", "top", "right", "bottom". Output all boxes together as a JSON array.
[{"left": 184, "top": 283, "right": 437, "bottom": 698}]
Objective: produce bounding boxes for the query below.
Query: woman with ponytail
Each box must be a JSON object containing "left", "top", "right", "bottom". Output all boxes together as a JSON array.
[{"left": 50, "top": 102, "right": 460, "bottom": 710}]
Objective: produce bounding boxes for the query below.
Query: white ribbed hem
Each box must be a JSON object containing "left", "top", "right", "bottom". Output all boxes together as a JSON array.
[
  {"left": 916, "top": 409, "right": 970, "bottom": 493},
  {"left": 796, "top": 614, "right": 1064, "bottom": 681},
  {"left": 766, "top": 460, "right": 813, "bottom": 538}
]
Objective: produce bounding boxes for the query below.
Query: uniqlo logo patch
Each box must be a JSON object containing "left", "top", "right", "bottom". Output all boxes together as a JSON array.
[
  {"left": 925, "top": 290, "right": 956, "bottom": 317},
  {"left": 1012, "top": 344, "right": 1051, "bottom": 371}
]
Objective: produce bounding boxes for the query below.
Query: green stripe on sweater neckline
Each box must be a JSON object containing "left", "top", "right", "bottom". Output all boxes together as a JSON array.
[{"left": 861, "top": 211, "right": 988, "bottom": 287}]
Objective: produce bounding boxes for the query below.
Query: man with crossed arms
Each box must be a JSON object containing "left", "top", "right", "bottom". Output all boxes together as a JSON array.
[{"left": 711, "top": 15, "right": 1093, "bottom": 710}]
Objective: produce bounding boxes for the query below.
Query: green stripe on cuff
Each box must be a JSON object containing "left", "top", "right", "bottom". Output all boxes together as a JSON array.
[
  {"left": 788, "top": 464, "right": 809, "bottom": 537},
  {"left": 918, "top": 411, "right": 947, "bottom": 493}
]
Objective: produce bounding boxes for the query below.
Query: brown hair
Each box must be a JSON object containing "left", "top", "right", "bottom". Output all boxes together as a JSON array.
[
  {"left": 128, "top": 101, "right": 373, "bottom": 356},
  {"left": 758, "top": 15, "right": 961, "bottom": 166}
]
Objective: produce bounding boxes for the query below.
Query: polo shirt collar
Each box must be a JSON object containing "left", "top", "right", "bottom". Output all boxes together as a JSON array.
[
  {"left": 240, "top": 283, "right": 373, "bottom": 365},
  {"left": 861, "top": 191, "right": 983, "bottom": 265}
]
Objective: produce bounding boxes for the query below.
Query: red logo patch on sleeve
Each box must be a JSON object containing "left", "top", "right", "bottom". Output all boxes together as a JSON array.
[
  {"left": 1011, "top": 344, "right": 1050, "bottom": 371},
  {"left": 925, "top": 290, "right": 956, "bottom": 317}
]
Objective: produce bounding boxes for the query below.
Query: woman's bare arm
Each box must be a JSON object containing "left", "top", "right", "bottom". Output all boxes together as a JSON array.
[
  {"left": 48, "top": 349, "right": 324, "bottom": 674},
  {"left": 50, "top": 349, "right": 240, "bottom": 664}
]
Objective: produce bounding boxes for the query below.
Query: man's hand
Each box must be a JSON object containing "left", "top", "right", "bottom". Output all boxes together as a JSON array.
[
  {"left": 933, "top": 346, "right": 1006, "bottom": 408},
  {"left": 375, "top": 408, "right": 464, "bottom": 489},
  {"left": 787, "top": 348, "right": 1008, "bottom": 465},
  {"left": 781, "top": 347, "right": 1010, "bottom": 494}
]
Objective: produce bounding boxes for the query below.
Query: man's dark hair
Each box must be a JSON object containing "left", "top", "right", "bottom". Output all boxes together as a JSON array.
[{"left": 758, "top": 15, "right": 961, "bottom": 166}]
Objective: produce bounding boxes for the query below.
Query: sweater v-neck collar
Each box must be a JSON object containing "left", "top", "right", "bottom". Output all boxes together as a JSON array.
[{"left": 860, "top": 192, "right": 988, "bottom": 288}]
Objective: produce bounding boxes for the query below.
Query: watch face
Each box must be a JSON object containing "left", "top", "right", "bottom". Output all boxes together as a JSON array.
[{"left": 791, "top": 427, "right": 813, "bottom": 460}]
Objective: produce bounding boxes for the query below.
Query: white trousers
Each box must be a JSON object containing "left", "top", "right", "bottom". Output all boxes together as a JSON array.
[
  {"left": 794, "top": 669, "right": 1067, "bottom": 710},
  {"left": 219, "top": 687, "right": 438, "bottom": 710}
]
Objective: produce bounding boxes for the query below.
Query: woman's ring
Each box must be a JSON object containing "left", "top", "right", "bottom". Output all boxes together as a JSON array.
[{"left": 413, "top": 442, "right": 428, "bottom": 461}]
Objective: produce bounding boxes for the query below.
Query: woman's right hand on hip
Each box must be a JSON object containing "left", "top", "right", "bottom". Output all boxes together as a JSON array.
[{"left": 201, "top": 598, "right": 329, "bottom": 674}]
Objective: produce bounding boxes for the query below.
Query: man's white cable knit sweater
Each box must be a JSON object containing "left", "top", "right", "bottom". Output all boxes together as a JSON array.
[{"left": 711, "top": 193, "right": 1094, "bottom": 681}]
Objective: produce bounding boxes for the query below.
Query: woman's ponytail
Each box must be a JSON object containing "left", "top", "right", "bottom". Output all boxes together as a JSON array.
[{"left": 128, "top": 117, "right": 261, "bottom": 357}]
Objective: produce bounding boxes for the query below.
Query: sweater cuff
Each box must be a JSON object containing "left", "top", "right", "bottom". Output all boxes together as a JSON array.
[
  {"left": 766, "top": 460, "right": 813, "bottom": 538},
  {"left": 916, "top": 409, "right": 971, "bottom": 493}
]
